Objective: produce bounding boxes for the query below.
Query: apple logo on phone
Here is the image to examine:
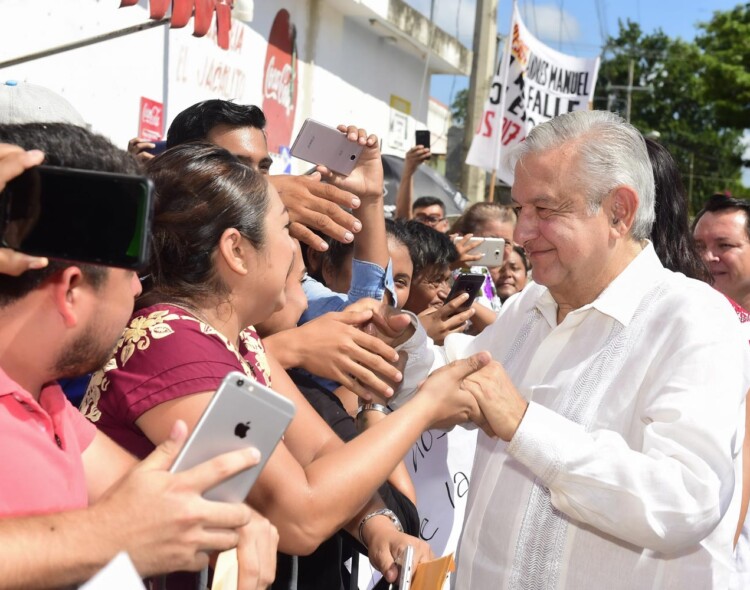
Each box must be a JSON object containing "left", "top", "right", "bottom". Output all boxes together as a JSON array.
[{"left": 234, "top": 421, "right": 251, "bottom": 438}]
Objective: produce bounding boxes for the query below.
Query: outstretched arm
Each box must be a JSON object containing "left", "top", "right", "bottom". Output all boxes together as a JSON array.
[{"left": 395, "top": 146, "right": 430, "bottom": 220}]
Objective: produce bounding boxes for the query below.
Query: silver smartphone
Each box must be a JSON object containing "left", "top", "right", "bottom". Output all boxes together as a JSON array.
[
  {"left": 454, "top": 236, "right": 506, "bottom": 267},
  {"left": 290, "top": 118, "right": 364, "bottom": 176},
  {"left": 398, "top": 545, "right": 414, "bottom": 590},
  {"left": 169, "top": 371, "right": 296, "bottom": 502}
]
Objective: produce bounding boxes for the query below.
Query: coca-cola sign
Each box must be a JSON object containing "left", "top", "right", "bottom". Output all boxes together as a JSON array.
[
  {"left": 120, "top": 0, "right": 233, "bottom": 50},
  {"left": 138, "top": 97, "right": 164, "bottom": 141},
  {"left": 262, "top": 10, "right": 297, "bottom": 154}
]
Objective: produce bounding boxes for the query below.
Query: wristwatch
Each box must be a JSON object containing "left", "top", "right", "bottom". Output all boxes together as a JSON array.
[{"left": 358, "top": 508, "right": 404, "bottom": 547}]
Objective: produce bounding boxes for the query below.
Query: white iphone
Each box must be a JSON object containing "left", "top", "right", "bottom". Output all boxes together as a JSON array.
[
  {"left": 454, "top": 236, "right": 506, "bottom": 267},
  {"left": 169, "top": 371, "right": 296, "bottom": 502},
  {"left": 290, "top": 118, "right": 364, "bottom": 176}
]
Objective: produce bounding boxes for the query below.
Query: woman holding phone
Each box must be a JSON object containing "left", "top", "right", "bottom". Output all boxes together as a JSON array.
[{"left": 80, "top": 139, "right": 495, "bottom": 588}]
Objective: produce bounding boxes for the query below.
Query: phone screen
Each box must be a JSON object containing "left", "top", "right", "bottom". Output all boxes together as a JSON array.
[
  {"left": 446, "top": 273, "right": 485, "bottom": 310},
  {"left": 415, "top": 130, "right": 431, "bottom": 150},
  {"left": 0, "top": 165, "right": 153, "bottom": 269}
]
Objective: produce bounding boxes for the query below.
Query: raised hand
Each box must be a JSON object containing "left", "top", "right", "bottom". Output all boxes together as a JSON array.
[
  {"left": 450, "top": 233, "right": 484, "bottom": 269},
  {"left": 314, "top": 125, "right": 384, "bottom": 203},
  {"left": 417, "top": 293, "right": 476, "bottom": 344},
  {"left": 0, "top": 144, "right": 48, "bottom": 275},
  {"left": 269, "top": 172, "right": 362, "bottom": 252}
]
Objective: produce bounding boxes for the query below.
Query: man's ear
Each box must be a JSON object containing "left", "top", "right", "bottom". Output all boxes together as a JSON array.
[
  {"left": 217, "top": 227, "right": 250, "bottom": 275},
  {"left": 608, "top": 186, "right": 639, "bottom": 237},
  {"left": 52, "top": 266, "right": 86, "bottom": 328}
]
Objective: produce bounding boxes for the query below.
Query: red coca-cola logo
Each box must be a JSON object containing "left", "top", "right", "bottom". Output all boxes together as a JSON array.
[
  {"left": 262, "top": 10, "right": 297, "bottom": 154},
  {"left": 138, "top": 97, "right": 164, "bottom": 141}
]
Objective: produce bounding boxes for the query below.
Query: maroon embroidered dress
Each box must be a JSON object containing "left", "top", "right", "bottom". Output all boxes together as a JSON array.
[{"left": 80, "top": 303, "right": 272, "bottom": 459}]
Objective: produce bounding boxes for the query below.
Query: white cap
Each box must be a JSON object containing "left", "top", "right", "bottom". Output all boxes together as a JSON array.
[{"left": 0, "top": 80, "right": 85, "bottom": 126}]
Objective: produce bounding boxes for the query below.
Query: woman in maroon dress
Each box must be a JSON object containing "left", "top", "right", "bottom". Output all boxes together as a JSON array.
[{"left": 80, "top": 140, "right": 494, "bottom": 587}]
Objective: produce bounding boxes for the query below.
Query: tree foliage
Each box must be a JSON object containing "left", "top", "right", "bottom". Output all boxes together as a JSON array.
[
  {"left": 594, "top": 19, "right": 748, "bottom": 211},
  {"left": 697, "top": 3, "right": 750, "bottom": 129},
  {"left": 451, "top": 88, "right": 469, "bottom": 127}
]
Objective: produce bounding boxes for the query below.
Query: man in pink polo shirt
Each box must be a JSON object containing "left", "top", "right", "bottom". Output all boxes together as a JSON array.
[{"left": 0, "top": 123, "right": 278, "bottom": 588}]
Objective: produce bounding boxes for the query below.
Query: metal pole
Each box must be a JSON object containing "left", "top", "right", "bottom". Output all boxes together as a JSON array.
[
  {"left": 462, "top": 0, "right": 499, "bottom": 203},
  {"left": 626, "top": 59, "right": 634, "bottom": 123},
  {"left": 0, "top": 19, "right": 170, "bottom": 69}
]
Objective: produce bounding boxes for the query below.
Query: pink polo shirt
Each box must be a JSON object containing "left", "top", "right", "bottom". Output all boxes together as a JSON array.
[{"left": 0, "top": 367, "right": 97, "bottom": 516}]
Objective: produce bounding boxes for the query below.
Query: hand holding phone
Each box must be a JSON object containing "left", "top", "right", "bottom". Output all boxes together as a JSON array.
[
  {"left": 290, "top": 119, "right": 364, "bottom": 176},
  {"left": 415, "top": 130, "right": 431, "bottom": 150},
  {"left": 452, "top": 236, "right": 506, "bottom": 267},
  {"left": 0, "top": 165, "right": 153, "bottom": 269},
  {"left": 169, "top": 371, "right": 296, "bottom": 502},
  {"left": 445, "top": 272, "right": 486, "bottom": 310}
]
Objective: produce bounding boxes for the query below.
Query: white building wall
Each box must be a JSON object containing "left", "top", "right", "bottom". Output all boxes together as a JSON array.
[{"left": 0, "top": 0, "right": 457, "bottom": 174}]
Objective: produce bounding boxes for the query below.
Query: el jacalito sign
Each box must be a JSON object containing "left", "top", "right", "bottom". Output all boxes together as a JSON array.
[{"left": 119, "top": 0, "right": 234, "bottom": 49}]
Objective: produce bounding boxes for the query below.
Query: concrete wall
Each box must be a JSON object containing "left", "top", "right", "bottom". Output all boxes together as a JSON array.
[{"left": 0, "top": 0, "right": 463, "bottom": 175}]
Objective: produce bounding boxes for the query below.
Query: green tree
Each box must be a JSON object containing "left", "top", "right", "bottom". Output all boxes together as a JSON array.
[
  {"left": 697, "top": 3, "right": 750, "bottom": 129},
  {"left": 594, "top": 20, "right": 748, "bottom": 211},
  {"left": 450, "top": 88, "right": 469, "bottom": 127}
]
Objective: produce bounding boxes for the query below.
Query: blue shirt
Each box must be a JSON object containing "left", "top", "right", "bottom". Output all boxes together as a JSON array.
[{"left": 300, "top": 258, "right": 396, "bottom": 325}]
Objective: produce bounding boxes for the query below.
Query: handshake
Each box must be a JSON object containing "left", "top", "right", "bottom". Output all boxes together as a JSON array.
[{"left": 330, "top": 297, "right": 529, "bottom": 442}]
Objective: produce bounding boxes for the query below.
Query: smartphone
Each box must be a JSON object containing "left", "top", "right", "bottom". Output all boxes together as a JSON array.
[
  {"left": 170, "top": 371, "right": 296, "bottom": 502},
  {"left": 290, "top": 118, "right": 364, "bottom": 176},
  {"left": 0, "top": 165, "right": 153, "bottom": 269},
  {"left": 453, "top": 236, "right": 506, "bottom": 267},
  {"left": 445, "top": 272, "right": 486, "bottom": 310},
  {"left": 399, "top": 545, "right": 414, "bottom": 590},
  {"left": 415, "top": 130, "right": 431, "bottom": 150},
  {"left": 144, "top": 139, "right": 167, "bottom": 156}
]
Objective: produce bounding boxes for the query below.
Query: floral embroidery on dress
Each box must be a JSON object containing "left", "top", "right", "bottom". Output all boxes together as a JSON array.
[{"left": 80, "top": 306, "right": 272, "bottom": 421}]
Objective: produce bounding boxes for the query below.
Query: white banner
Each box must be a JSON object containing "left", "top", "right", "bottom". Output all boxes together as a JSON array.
[{"left": 466, "top": 3, "right": 600, "bottom": 184}]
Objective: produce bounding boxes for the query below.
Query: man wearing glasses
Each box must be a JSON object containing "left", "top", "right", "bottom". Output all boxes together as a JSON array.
[{"left": 412, "top": 196, "right": 450, "bottom": 233}]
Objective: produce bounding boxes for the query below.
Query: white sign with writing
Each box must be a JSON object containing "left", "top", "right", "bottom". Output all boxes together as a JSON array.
[{"left": 466, "top": 3, "right": 600, "bottom": 184}]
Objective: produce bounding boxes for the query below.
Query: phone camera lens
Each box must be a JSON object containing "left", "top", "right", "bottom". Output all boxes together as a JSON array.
[
  {"left": 236, "top": 379, "right": 244, "bottom": 386},
  {"left": 350, "top": 154, "right": 356, "bottom": 160}
]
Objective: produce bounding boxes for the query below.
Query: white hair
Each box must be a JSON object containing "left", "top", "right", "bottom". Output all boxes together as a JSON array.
[{"left": 508, "top": 110, "right": 655, "bottom": 240}]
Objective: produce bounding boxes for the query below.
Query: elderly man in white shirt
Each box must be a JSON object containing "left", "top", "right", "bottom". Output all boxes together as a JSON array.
[{"left": 390, "top": 110, "right": 750, "bottom": 589}]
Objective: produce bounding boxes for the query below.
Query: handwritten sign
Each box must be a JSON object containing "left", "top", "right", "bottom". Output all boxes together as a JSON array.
[{"left": 466, "top": 3, "right": 600, "bottom": 184}]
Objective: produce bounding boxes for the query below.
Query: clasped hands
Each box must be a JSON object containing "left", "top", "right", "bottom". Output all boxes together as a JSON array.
[{"left": 342, "top": 298, "right": 528, "bottom": 441}]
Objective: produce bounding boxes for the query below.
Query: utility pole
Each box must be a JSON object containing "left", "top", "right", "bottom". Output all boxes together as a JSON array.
[
  {"left": 606, "top": 59, "right": 652, "bottom": 122},
  {"left": 461, "top": 0, "right": 498, "bottom": 203}
]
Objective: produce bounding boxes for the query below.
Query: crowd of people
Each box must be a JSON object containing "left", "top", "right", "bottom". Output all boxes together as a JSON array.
[{"left": 0, "top": 79, "right": 749, "bottom": 590}]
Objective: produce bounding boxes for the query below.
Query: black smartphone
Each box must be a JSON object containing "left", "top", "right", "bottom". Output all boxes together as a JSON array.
[
  {"left": 144, "top": 139, "right": 167, "bottom": 156},
  {"left": 0, "top": 165, "right": 154, "bottom": 269},
  {"left": 415, "top": 130, "right": 431, "bottom": 150},
  {"left": 445, "top": 272, "right": 485, "bottom": 310}
]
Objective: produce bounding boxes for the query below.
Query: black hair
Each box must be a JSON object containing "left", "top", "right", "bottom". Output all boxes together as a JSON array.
[
  {"left": 0, "top": 123, "right": 141, "bottom": 305},
  {"left": 645, "top": 138, "right": 712, "bottom": 283},
  {"left": 693, "top": 193, "right": 750, "bottom": 241},
  {"left": 385, "top": 218, "right": 414, "bottom": 251},
  {"left": 511, "top": 244, "right": 531, "bottom": 272},
  {"left": 317, "top": 219, "right": 414, "bottom": 286},
  {"left": 403, "top": 220, "right": 458, "bottom": 278},
  {"left": 166, "top": 100, "right": 267, "bottom": 149},
  {"left": 144, "top": 142, "right": 269, "bottom": 305},
  {"left": 412, "top": 196, "right": 445, "bottom": 213}
]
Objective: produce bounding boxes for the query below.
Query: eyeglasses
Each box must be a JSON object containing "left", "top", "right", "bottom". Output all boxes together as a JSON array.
[{"left": 414, "top": 214, "right": 446, "bottom": 226}]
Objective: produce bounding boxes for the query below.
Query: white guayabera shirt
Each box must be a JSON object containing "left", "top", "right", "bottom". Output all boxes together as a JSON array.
[{"left": 402, "top": 244, "right": 750, "bottom": 590}]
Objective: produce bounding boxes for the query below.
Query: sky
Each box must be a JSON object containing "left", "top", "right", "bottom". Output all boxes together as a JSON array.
[{"left": 403, "top": 0, "right": 741, "bottom": 108}]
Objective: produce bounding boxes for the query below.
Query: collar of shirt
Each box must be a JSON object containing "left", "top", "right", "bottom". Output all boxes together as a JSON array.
[{"left": 534, "top": 241, "right": 662, "bottom": 328}]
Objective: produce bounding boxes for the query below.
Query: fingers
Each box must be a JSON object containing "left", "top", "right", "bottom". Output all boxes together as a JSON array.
[
  {"left": 289, "top": 222, "right": 330, "bottom": 252},
  {"left": 137, "top": 419, "right": 189, "bottom": 472},
  {"left": 0, "top": 249, "right": 48, "bottom": 276},
  {"left": 0, "top": 144, "right": 44, "bottom": 191},
  {"left": 177, "top": 446, "right": 262, "bottom": 495},
  {"left": 237, "top": 511, "right": 279, "bottom": 590},
  {"left": 432, "top": 350, "right": 492, "bottom": 382}
]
